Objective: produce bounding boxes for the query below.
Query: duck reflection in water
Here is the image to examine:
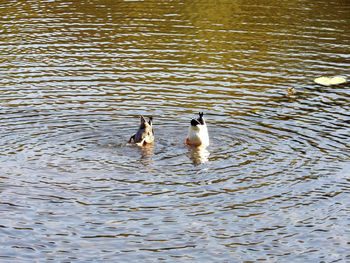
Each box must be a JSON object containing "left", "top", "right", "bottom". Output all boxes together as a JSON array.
[
  {"left": 139, "top": 142, "right": 154, "bottom": 165},
  {"left": 187, "top": 146, "right": 210, "bottom": 166}
]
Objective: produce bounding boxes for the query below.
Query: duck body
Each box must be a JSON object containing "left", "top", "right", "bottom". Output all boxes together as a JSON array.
[
  {"left": 129, "top": 116, "right": 154, "bottom": 146},
  {"left": 186, "top": 112, "right": 209, "bottom": 147}
]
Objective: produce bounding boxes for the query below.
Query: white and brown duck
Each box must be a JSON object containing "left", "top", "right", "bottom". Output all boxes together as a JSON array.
[
  {"left": 128, "top": 116, "right": 154, "bottom": 146},
  {"left": 185, "top": 112, "right": 209, "bottom": 148}
]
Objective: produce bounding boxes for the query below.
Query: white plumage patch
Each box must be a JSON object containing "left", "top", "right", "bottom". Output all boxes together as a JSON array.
[{"left": 187, "top": 124, "right": 209, "bottom": 147}]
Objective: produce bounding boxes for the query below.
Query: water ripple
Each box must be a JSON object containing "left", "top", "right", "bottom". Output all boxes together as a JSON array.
[{"left": 1, "top": 0, "right": 350, "bottom": 262}]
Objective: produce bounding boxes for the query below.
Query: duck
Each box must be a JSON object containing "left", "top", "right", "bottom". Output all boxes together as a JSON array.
[
  {"left": 186, "top": 112, "right": 209, "bottom": 147},
  {"left": 128, "top": 116, "right": 154, "bottom": 146}
]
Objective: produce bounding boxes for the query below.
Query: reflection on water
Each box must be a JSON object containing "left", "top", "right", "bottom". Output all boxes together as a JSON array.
[
  {"left": 139, "top": 143, "right": 155, "bottom": 165},
  {"left": 0, "top": 0, "right": 350, "bottom": 262},
  {"left": 187, "top": 146, "right": 210, "bottom": 166}
]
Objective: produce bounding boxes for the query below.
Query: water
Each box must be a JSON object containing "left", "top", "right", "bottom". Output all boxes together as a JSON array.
[{"left": 1, "top": 0, "right": 350, "bottom": 262}]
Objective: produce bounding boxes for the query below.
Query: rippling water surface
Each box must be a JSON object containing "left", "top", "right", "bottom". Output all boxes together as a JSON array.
[{"left": 1, "top": 0, "right": 350, "bottom": 262}]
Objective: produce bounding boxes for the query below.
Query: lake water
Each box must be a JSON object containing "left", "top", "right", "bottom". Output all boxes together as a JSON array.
[{"left": 1, "top": 0, "right": 350, "bottom": 262}]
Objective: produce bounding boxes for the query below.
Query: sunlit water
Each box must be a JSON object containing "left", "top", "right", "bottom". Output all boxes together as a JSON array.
[{"left": 1, "top": 0, "right": 350, "bottom": 262}]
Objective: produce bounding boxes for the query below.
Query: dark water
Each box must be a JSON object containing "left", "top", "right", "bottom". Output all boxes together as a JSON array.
[{"left": 1, "top": 0, "right": 350, "bottom": 262}]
